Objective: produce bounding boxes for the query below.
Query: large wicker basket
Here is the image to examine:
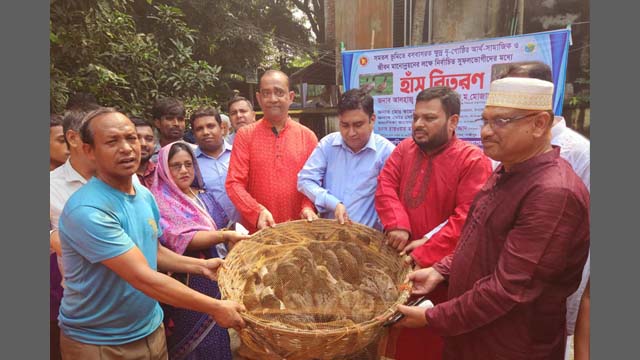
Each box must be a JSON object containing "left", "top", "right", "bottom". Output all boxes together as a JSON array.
[{"left": 218, "top": 219, "right": 412, "bottom": 360}]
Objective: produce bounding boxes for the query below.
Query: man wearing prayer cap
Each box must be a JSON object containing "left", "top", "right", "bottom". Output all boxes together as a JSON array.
[
  {"left": 392, "top": 77, "right": 591, "bottom": 360},
  {"left": 500, "top": 61, "right": 591, "bottom": 360}
]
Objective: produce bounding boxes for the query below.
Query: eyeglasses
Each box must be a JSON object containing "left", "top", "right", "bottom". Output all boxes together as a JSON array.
[
  {"left": 259, "top": 88, "right": 288, "bottom": 98},
  {"left": 480, "top": 111, "right": 544, "bottom": 130},
  {"left": 168, "top": 161, "right": 193, "bottom": 172}
]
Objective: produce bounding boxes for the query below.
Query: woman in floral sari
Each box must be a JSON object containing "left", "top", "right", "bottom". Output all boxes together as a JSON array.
[{"left": 150, "top": 141, "right": 249, "bottom": 359}]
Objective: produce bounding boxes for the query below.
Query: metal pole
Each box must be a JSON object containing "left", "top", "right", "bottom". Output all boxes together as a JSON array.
[
  {"left": 404, "top": 0, "right": 408, "bottom": 46},
  {"left": 409, "top": 0, "right": 413, "bottom": 45},
  {"left": 510, "top": 0, "right": 518, "bottom": 35},
  {"left": 427, "top": 0, "right": 433, "bottom": 44},
  {"left": 518, "top": 0, "right": 524, "bottom": 34}
]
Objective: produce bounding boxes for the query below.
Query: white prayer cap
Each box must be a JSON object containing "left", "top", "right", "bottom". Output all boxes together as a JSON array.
[{"left": 485, "top": 77, "right": 554, "bottom": 110}]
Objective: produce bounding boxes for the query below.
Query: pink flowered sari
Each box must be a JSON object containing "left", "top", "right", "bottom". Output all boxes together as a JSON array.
[
  {"left": 150, "top": 141, "right": 217, "bottom": 255},
  {"left": 149, "top": 141, "right": 232, "bottom": 360}
]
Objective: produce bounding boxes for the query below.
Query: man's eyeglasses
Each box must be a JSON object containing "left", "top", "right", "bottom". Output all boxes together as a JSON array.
[
  {"left": 168, "top": 161, "right": 194, "bottom": 172},
  {"left": 480, "top": 111, "right": 544, "bottom": 130},
  {"left": 259, "top": 88, "right": 287, "bottom": 98}
]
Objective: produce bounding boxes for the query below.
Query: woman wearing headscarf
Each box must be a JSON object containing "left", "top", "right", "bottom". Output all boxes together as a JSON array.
[{"left": 150, "top": 141, "right": 250, "bottom": 359}]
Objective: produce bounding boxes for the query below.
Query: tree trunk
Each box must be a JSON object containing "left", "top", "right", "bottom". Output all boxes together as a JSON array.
[
  {"left": 411, "top": 0, "right": 427, "bottom": 45},
  {"left": 314, "top": 0, "right": 325, "bottom": 44}
]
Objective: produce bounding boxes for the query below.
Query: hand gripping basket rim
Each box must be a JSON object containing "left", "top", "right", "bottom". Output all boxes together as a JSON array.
[{"left": 218, "top": 219, "right": 413, "bottom": 358}]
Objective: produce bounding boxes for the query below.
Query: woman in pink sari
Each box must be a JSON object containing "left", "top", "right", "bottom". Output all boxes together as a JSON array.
[{"left": 151, "top": 141, "right": 249, "bottom": 359}]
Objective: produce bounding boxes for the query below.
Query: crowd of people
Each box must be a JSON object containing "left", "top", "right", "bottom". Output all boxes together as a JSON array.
[{"left": 49, "top": 63, "right": 590, "bottom": 360}]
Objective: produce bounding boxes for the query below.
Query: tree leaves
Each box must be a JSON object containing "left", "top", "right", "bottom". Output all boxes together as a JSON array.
[
  {"left": 50, "top": 0, "right": 317, "bottom": 116},
  {"left": 50, "top": 0, "right": 221, "bottom": 116}
]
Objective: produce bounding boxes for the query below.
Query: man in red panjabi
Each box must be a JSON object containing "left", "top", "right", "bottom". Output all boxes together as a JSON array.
[
  {"left": 395, "top": 77, "right": 590, "bottom": 360},
  {"left": 375, "top": 86, "right": 493, "bottom": 360},
  {"left": 225, "top": 70, "right": 318, "bottom": 234}
]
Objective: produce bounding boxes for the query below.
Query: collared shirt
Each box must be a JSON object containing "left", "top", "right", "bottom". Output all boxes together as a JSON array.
[
  {"left": 375, "top": 136, "right": 492, "bottom": 360},
  {"left": 297, "top": 132, "right": 395, "bottom": 230},
  {"left": 195, "top": 141, "right": 239, "bottom": 227},
  {"left": 427, "top": 147, "right": 590, "bottom": 359},
  {"left": 375, "top": 136, "right": 493, "bottom": 267},
  {"left": 226, "top": 118, "right": 318, "bottom": 233},
  {"left": 136, "top": 160, "right": 157, "bottom": 189},
  {"left": 50, "top": 159, "right": 88, "bottom": 239}
]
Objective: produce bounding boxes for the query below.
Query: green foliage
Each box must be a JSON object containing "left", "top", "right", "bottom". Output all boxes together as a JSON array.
[
  {"left": 50, "top": 0, "right": 318, "bottom": 116},
  {"left": 289, "top": 53, "right": 314, "bottom": 69},
  {"left": 568, "top": 93, "right": 590, "bottom": 108},
  {"left": 51, "top": 0, "right": 220, "bottom": 116},
  {"left": 567, "top": 76, "right": 590, "bottom": 109}
]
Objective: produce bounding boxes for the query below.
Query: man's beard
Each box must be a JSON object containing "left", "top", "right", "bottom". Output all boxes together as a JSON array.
[{"left": 413, "top": 125, "right": 449, "bottom": 153}]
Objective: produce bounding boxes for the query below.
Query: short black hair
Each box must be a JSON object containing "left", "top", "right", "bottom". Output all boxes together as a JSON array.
[
  {"left": 50, "top": 114, "right": 63, "bottom": 128},
  {"left": 337, "top": 89, "right": 374, "bottom": 117},
  {"left": 151, "top": 97, "right": 185, "bottom": 120},
  {"left": 227, "top": 96, "right": 254, "bottom": 111},
  {"left": 65, "top": 92, "right": 100, "bottom": 111},
  {"left": 62, "top": 109, "right": 91, "bottom": 147},
  {"left": 189, "top": 106, "right": 221, "bottom": 128},
  {"left": 130, "top": 116, "right": 152, "bottom": 128},
  {"left": 415, "top": 86, "right": 461, "bottom": 118},
  {"left": 79, "top": 107, "right": 121, "bottom": 147},
  {"left": 501, "top": 61, "right": 553, "bottom": 82}
]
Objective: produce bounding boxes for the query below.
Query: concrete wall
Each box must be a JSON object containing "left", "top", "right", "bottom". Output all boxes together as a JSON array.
[{"left": 430, "top": 0, "right": 515, "bottom": 43}]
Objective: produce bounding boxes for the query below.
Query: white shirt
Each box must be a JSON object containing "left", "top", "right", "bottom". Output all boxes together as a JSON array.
[
  {"left": 50, "top": 159, "right": 88, "bottom": 287},
  {"left": 550, "top": 117, "right": 590, "bottom": 339},
  {"left": 50, "top": 159, "right": 88, "bottom": 239},
  {"left": 551, "top": 117, "right": 590, "bottom": 190}
]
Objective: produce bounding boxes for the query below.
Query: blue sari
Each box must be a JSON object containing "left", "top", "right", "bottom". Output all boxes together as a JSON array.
[{"left": 163, "top": 246, "right": 232, "bottom": 360}]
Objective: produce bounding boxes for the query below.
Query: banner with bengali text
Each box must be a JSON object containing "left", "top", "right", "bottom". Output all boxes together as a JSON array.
[{"left": 341, "top": 29, "right": 570, "bottom": 145}]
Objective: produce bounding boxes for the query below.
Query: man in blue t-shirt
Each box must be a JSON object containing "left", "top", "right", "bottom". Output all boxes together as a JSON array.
[{"left": 58, "top": 108, "right": 246, "bottom": 359}]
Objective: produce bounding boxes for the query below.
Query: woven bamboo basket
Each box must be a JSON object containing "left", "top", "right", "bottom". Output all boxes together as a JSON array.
[{"left": 218, "top": 219, "right": 412, "bottom": 360}]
